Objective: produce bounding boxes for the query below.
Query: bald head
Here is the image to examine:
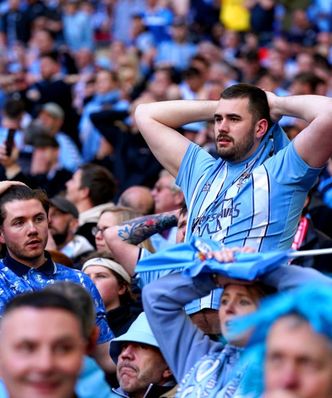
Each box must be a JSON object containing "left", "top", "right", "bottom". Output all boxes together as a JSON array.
[{"left": 118, "top": 186, "right": 154, "bottom": 215}]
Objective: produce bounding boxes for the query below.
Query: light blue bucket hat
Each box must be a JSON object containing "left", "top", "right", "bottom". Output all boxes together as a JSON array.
[{"left": 109, "top": 312, "right": 159, "bottom": 363}]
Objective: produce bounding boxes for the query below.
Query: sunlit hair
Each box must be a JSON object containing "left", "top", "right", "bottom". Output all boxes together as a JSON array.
[
  {"left": 100, "top": 206, "right": 141, "bottom": 224},
  {"left": 0, "top": 185, "right": 49, "bottom": 226}
]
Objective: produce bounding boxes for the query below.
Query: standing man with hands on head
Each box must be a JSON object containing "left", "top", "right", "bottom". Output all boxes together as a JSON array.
[{"left": 135, "top": 84, "right": 332, "bottom": 251}]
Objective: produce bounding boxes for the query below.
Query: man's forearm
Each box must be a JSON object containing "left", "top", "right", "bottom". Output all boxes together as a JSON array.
[
  {"left": 136, "top": 100, "right": 218, "bottom": 128},
  {"left": 118, "top": 213, "right": 178, "bottom": 245},
  {"left": 269, "top": 94, "right": 332, "bottom": 123},
  {"left": 135, "top": 100, "right": 217, "bottom": 176}
]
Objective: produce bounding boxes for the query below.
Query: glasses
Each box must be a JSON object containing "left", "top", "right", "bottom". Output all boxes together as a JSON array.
[{"left": 92, "top": 226, "right": 109, "bottom": 236}]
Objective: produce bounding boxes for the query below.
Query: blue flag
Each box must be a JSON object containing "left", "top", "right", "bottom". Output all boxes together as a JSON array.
[{"left": 136, "top": 237, "right": 289, "bottom": 280}]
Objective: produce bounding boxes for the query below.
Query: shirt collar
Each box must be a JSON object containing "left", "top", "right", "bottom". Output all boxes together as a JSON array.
[{"left": 3, "top": 251, "right": 56, "bottom": 276}]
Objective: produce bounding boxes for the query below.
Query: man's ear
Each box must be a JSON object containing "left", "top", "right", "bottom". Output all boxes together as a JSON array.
[
  {"left": 0, "top": 229, "right": 5, "bottom": 245},
  {"left": 162, "top": 366, "right": 173, "bottom": 379},
  {"left": 69, "top": 218, "right": 79, "bottom": 234},
  {"left": 174, "top": 191, "right": 184, "bottom": 207},
  {"left": 86, "top": 326, "right": 99, "bottom": 355},
  {"left": 256, "top": 119, "right": 269, "bottom": 139},
  {"left": 80, "top": 186, "right": 90, "bottom": 200}
]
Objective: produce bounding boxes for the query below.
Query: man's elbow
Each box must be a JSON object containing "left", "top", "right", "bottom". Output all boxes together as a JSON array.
[
  {"left": 134, "top": 103, "right": 153, "bottom": 132},
  {"left": 134, "top": 103, "right": 144, "bottom": 120}
]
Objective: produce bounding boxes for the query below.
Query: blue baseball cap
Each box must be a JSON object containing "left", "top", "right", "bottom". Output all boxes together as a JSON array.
[{"left": 109, "top": 312, "right": 159, "bottom": 363}]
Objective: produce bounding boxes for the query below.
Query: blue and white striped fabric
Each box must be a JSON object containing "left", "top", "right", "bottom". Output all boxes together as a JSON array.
[{"left": 176, "top": 123, "right": 320, "bottom": 313}]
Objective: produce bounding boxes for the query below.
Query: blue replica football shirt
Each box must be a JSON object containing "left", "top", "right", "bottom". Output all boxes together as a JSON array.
[
  {"left": 177, "top": 141, "right": 320, "bottom": 251},
  {"left": 0, "top": 253, "right": 114, "bottom": 343},
  {"left": 176, "top": 125, "right": 321, "bottom": 313}
]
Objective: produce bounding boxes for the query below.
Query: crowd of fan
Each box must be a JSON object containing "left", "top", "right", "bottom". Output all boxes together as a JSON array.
[{"left": 0, "top": 1, "right": 332, "bottom": 197}]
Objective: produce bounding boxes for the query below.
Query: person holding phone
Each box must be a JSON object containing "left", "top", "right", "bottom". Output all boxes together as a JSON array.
[{"left": 0, "top": 133, "right": 72, "bottom": 197}]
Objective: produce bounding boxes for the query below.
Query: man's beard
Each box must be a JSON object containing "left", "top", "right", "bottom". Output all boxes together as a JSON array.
[
  {"left": 52, "top": 232, "right": 68, "bottom": 246},
  {"left": 216, "top": 128, "right": 256, "bottom": 162},
  {"left": 51, "top": 224, "right": 71, "bottom": 246}
]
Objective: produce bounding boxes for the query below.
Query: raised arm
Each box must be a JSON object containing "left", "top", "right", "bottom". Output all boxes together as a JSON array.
[
  {"left": 267, "top": 92, "right": 332, "bottom": 167},
  {"left": 135, "top": 100, "right": 218, "bottom": 176},
  {"left": 103, "top": 212, "right": 179, "bottom": 276}
]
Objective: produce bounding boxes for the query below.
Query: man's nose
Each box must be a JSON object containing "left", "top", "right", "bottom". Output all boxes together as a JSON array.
[
  {"left": 151, "top": 187, "right": 158, "bottom": 197},
  {"left": 119, "top": 344, "right": 135, "bottom": 360},
  {"left": 36, "top": 348, "right": 55, "bottom": 372},
  {"left": 218, "top": 118, "right": 229, "bottom": 132},
  {"left": 26, "top": 221, "right": 38, "bottom": 233},
  {"left": 278, "top": 362, "right": 300, "bottom": 390},
  {"left": 95, "top": 229, "right": 103, "bottom": 239}
]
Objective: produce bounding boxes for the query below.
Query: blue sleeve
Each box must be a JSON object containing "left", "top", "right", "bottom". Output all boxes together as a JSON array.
[
  {"left": 266, "top": 141, "right": 321, "bottom": 189},
  {"left": 143, "top": 272, "right": 223, "bottom": 383},
  {"left": 75, "top": 357, "right": 112, "bottom": 398},
  {"left": 261, "top": 264, "right": 332, "bottom": 290},
  {"left": 0, "top": 380, "right": 8, "bottom": 398},
  {"left": 136, "top": 248, "right": 172, "bottom": 288},
  {"left": 176, "top": 143, "right": 216, "bottom": 205}
]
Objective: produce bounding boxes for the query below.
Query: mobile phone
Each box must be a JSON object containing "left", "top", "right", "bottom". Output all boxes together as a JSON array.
[{"left": 5, "top": 128, "right": 16, "bottom": 157}]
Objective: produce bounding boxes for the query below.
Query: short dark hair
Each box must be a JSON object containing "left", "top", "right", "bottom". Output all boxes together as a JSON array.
[
  {"left": 2, "top": 290, "right": 84, "bottom": 336},
  {"left": 44, "top": 282, "right": 95, "bottom": 340},
  {"left": 184, "top": 66, "right": 202, "bottom": 80},
  {"left": 221, "top": 83, "right": 272, "bottom": 129},
  {"left": 40, "top": 49, "right": 59, "bottom": 63},
  {"left": 79, "top": 164, "right": 116, "bottom": 207},
  {"left": 0, "top": 185, "right": 49, "bottom": 226},
  {"left": 191, "top": 54, "right": 210, "bottom": 69}
]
